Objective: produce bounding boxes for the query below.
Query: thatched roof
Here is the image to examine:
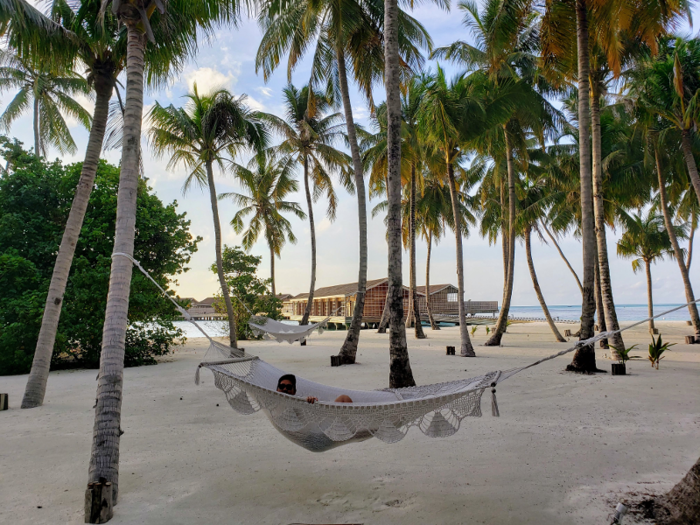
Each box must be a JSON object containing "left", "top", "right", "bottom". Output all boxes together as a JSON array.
[
  {"left": 416, "top": 284, "right": 456, "bottom": 295},
  {"left": 291, "top": 278, "right": 388, "bottom": 300}
]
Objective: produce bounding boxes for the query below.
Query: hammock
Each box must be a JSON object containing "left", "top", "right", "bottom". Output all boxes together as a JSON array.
[
  {"left": 114, "top": 252, "right": 700, "bottom": 453},
  {"left": 248, "top": 315, "right": 331, "bottom": 344},
  {"left": 195, "top": 339, "right": 511, "bottom": 452}
]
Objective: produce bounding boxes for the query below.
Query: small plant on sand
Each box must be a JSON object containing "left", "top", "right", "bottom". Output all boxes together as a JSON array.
[
  {"left": 648, "top": 334, "right": 674, "bottom": 369},
  {"left": 485, "top": 326, "right": 490, "bottom": 335},
  {"left": 610, "top": 344, "right": 640, "bottom": 364},
  {"left": 471, "top": 326, "right": 478, "bottom": 336}
]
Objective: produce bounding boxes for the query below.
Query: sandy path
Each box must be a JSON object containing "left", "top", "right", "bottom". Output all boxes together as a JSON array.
[{"left": 1, "top": 322, "right": 698, "bottom": 524}]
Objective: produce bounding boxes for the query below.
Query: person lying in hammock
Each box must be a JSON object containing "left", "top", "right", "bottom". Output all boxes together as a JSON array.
[{"left": 276, "top": 374, "right": 353, "bottom": 404}]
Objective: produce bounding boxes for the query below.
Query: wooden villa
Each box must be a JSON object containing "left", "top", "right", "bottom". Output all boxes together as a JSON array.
[
  {"left": 184, "top": 297, "right": 226, "bottom": 320},
  {"left": 416, "top": 284, "right": 499, "bottom": 318},
  {"left": 282, "top": 279, "right": 498, "bottom": 328}
]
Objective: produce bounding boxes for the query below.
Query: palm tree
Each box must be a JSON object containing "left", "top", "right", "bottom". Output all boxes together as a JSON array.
[
  {"left": 6, "top": 0, "right": 124, "bottom": 410},
  {"left": 0, "top": 49, "right": 91, "bottom": 156},
  {"left": 435, "top": 0, "right": 562, "bottom": 347},
  {"left": 541, "top": 0, "right": 689, "bottom": 370},
  {"left": 517, "top": 173, "right": 566, "bottom": 342},
  {"left": 649, "top": 131, "right": 700, "bottom": 336},
  {"left": 256, "top": 0, "right": 432, "bottom": 362},
  {"left": 541, "top": 0, "right": 601, "bottom": 366},
  {"left": 86, "top": 0, "right": 242, "bottom": 511},
  {"left": 651, "top": 454, "right": 700, "bottom": 524},
  {"left": 420, "top": 68, "right": 486, "bottom": 357},
  {"left": 223, "top": 151, "right": 306, "bottom": 296},
  {"left": 383, "top": 0, "right": 415, "bottom": 387},
  {"left": 262, "top": 84, "right": 350, "bottom": 325},
  {"left": 417, "top": 173, "right": 453, "bottom": 331},
  {"left": 617, "top": 210, "right": 679, "bottom": 332},
  {"left": 148, "top": 85, "right": 267, "bottom": 346},
  {"left": 359, "top": 82, "right": 429, "bottom": 340},
  {"left": 14, "top": 0, "right": 225, "bottom": 411}
]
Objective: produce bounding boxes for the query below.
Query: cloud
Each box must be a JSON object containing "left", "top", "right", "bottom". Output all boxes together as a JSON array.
[
  {"left": 244, "top": 95, "right": 267, "bottom": 112},
  {"left": 255, "top": 86, "right": 273, "bottom": 98},
  {"left": 183, "top": 67, "right": 238, "bottom": 94}
]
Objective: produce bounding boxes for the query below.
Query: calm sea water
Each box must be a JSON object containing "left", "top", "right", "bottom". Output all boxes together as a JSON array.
[
  {"left": 506, "top": 304, "right": 690, "bottom": 322},
  {"left": 173, "top": 304, "right": 691, "bottom": 338}
]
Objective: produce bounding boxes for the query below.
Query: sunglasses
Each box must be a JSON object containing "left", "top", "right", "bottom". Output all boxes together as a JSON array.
[{"left": 278, "top": 383, "right": 295, "bottom": 393}]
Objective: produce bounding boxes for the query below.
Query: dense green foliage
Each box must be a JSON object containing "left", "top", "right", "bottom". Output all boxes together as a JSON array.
[
  {"left": 0, "top": 140, "right": 200, "bottom": 374},
  {"left": 213, "top": 245, "right": 282, "bottom": 340}
]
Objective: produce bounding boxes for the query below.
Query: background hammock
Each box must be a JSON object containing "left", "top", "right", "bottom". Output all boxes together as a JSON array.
[{"left": 248, "top": 315, "right": 332, "bottom": 344}]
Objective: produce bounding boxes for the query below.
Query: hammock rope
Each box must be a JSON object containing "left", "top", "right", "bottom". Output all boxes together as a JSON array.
[
  {"left": 112, "top": 252, "right": 331, "bottom": 344},
  {"left": 114, "top": 252, "right": 700, "bottom": 452}
]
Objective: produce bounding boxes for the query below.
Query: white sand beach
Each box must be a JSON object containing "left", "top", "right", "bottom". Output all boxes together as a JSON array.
[{"left": 1, "top": 322, "right": 699, "bottom": 525}]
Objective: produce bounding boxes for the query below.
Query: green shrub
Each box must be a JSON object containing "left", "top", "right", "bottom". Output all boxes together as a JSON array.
[{"left": 0, "top": 141, "right": 200, "bottom": 374}]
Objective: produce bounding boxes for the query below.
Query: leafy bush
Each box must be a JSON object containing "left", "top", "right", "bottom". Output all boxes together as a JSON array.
[
  {"left": 213, "top": 246, "right": 282, "bottom": 340},
  {"left": 0, "top": 140, "right": 200, "bottom": 374}
]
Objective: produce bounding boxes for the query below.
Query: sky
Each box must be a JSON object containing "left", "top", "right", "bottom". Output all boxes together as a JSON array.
[{"left": 3, "top": 1, "right": 700, "bottom": 307}]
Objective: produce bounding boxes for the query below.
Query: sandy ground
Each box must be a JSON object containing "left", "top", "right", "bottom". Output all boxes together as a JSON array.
[{"left": 1, "top": 321, "right": 699, "bottom": 525}]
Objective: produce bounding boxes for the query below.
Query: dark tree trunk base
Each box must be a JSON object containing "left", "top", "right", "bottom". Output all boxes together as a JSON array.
[
  {"left": 460, "top": 344, "right": 476, "bottom": 357},
  {"left": 564, "top": 364, "right": 607, "bottom": 374},
  {"left": 85, "top": 480, "right": 113, "bottom": 524},
  {"left": 338, "top": 354, "right": 356, "bottom": 365},
  {"left": 483, "top": 334, "right": 503, "bottom": 346},
  {"left": 377, "top": 327, "right": 387, "bottom": 334}
]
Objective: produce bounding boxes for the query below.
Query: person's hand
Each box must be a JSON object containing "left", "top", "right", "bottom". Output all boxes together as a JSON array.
[{"left": 306, "top": 396, "right": 318, "bottom": 404}]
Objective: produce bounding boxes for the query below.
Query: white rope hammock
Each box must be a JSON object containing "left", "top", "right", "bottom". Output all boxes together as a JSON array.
[
  {"left": 249, "top": 315, "right": 331, "bottom": 344},
  {"left": 114, "top": 252, "right": 700, "bottom": 453}
]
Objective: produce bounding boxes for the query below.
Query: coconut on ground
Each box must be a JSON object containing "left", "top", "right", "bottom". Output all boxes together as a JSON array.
[{"left": 0, "top": 322, "right": 698, "bottom": 524}]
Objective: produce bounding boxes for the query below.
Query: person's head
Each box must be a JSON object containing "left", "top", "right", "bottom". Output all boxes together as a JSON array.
[{"left": 277, "top": 374, "right": 297, "bottom": 395}]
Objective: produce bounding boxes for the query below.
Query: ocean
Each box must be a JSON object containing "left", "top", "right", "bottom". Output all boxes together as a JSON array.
[{"left": 172, "top": 303, "right": 691, "bottom": 338}]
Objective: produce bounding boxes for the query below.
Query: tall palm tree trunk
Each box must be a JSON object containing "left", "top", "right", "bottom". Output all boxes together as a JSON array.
[
  {"left": 33, "top": 95, "right": 41, "bottom": 157},
  {"left": 525, "top": 227, "right": 565, "bottom": 342},
  {"left": 301, "top": 155, "right": 316, "bottom": 326},
  {"left": 652, "top": 455, "right": 700, "bottom": 524},
  {"left": 542, "top": 222, "right": 583, "bottom": 294},
  {"left": 385, "top": 0, "right": 415, "bottom": 387},
  {"left": 407, "top": 165, "right": 426, "bottom": 337},
  {"left": 656, "top": 150, "right": 700, "bottom": 336},
  {"left": 425, "top": 232, "right": 440, "bottom": 330},
  {"left": 87, "top": 25, "right": 144, "bottom": 506},
  {"left": 22, "top": 73, "right": 114, "bottom": 409},
  {"left": 568, "top": 0, "right": 598, "bottom": 372},
  {"left": 501, "top": 181, "right": 509, "bottom": 287},
  {"left": 206, "top": 161, "right": 237, "bottom": 347},
  {"left": 377, "top": 292, "right": 390, "bottom": 333},
  {"left": 687, "top": 211, "right": 695, "bottom": 270},
  {"left": 336, "top": 47, "right": 368, "bottom": 363},
  {"left": 594, "top": 241, "right": 608, "bottom": 348},
  {"left": 446, "top": 160, "right": 476, "bottom": 356},
  {"left": 270, "top": 244, "right": 276, "bottom": 297},
  {"left": 486, "top": 131, "right": 516, "bottom": 346},
  {"left": 681, "top": 130, "right": 700, "bottom": 205},
  {"left": 645, "top": 260, "right": 655, "bottom": 333},
  {"left": 590, "top": 89, "right": 624, "bottom": 356}
]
